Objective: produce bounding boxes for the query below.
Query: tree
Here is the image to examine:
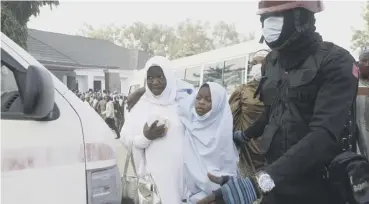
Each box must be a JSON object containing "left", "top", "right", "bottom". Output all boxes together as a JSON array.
[
  {"left": 202, "top": 61, "right": 224, "bottom": 85},
  {"left": 81, "top": 20, "right": 254, "bottom": 59},
  {"left": 121, "top": 22, "right": 177, "bottom": 57},
  {"left": 212, "top": 21, "right": 255, "bottom": 48},
  {"left": 352, "top": 1, "right": 369, "bottom": 51},
  {"left": 1, "top": 1, "right": 59, "bottom": 49},
  {"left": 80, "top": 23, "right": 124, "bottom": 45},
  {"left": 81, "top": 22, "right": 177, "bottom": 57},
  {"left": 170, "top": 19, "right": 214, "bottom": 59}
]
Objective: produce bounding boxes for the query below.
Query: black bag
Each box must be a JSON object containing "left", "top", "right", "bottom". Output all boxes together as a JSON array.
[
  {"left": 327, "top": 95, "right": 369, "bottom": 204},
  {"left": 327, "top": 151, "right": 369, "bottom": 204}
]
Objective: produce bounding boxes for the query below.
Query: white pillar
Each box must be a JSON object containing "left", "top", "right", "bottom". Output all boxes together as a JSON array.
[
  {"left": 62, "top": 75, "right": 67, "bottom": 85},
  {"left": 87, "top": 74, "right": 94, "bottom": 91}
]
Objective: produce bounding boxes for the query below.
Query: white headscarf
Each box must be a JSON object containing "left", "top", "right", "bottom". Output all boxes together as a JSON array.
[
  {"left": 178, "top": 82, "right": 239, "bottom": 201},
  {"left": 143, "top": 56, "right": 177, "bottom": 106}
]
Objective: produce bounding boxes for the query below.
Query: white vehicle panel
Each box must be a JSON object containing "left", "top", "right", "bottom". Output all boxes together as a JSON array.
[
  {"left": 1, "top": 91, "right": 86, "bottom": 204},
  {"left": 62, "top": 91, "right": 118, "bottom": 170}
]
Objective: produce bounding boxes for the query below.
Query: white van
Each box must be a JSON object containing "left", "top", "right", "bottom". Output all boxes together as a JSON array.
[{"left": 1, "top": 33, "right": 121, "bottom": 204}]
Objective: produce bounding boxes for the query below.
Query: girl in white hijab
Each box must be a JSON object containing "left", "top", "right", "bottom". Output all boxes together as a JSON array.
[
  {"left": 121, "top": 56, "right": 184, "bottom": 204},
  {"left": 178, "top": 82, "right": 239, "bottom": 204}
]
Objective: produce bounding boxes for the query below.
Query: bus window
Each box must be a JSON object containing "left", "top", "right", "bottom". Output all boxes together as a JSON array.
[
  {"left": 224, "top": 57, "right": 247, "bottom": 94},
  {"left": 247, "top": 52, "right": 257, "bottom": 83},
  {"left": 184, "top": 66, "right": 201, "bottom": 88},
  {"left": 203, "top": 61, "right": 224, "bottom": 85}
]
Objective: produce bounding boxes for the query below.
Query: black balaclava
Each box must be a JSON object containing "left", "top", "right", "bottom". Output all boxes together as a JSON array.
[{"left": 262, "top": 8, "right": 323, "bottom": 70}]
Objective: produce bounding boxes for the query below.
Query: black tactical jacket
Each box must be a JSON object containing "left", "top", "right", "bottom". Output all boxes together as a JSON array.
[{"left": 244, "top": 42, "right": 359, "bottom": 203}]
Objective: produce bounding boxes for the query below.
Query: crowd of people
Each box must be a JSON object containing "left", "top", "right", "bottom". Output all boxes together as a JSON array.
[
  {"left": 118, "top": 1, "right": 369, "bottom": 204},
  {"left": 73, "top": 89, "right": 127, "bottom": 139}
]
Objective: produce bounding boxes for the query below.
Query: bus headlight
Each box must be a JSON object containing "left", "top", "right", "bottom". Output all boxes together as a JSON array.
[{"left": 87, "top": 165, "right": 122, "bottom": 204}]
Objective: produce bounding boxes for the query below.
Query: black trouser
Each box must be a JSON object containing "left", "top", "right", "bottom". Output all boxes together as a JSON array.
[{"left": 105, "top": 117, "right": 120, "bottom": 138}]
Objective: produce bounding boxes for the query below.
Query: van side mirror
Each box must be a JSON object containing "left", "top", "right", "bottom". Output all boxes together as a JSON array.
[{"left": 23, "top": 65, "right": 55, "bottom": 119}]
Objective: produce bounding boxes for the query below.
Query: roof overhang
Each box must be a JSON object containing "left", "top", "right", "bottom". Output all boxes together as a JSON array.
[
  {"left": 38, "top": 59, "right": 120, "bottom": 70},
  {"left": 49, "top": 69, "right": 76, "bottom": 77}
]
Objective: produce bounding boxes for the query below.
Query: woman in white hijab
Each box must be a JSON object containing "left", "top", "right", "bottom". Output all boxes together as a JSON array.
[
  {"left": 121, "top": 56, "right": 184, "bottom": 204},
  {"left": 178, "top": 82, "right": 239, "bottom": 204}
]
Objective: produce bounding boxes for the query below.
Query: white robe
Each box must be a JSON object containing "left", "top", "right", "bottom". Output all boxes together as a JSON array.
[
  {"left": 179, "top": 82, "right": 239, "bottom": 204},
  {"left": 121, "top": 56, "right": 184, "bottom": 204}
]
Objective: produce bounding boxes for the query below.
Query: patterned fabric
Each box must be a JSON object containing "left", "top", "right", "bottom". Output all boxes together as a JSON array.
[
  {"left": 228, "top": 81, "right": 266, "bottom": 176},
  {"left": 220, "top": 177, "right": 258, "bottom": 204}
]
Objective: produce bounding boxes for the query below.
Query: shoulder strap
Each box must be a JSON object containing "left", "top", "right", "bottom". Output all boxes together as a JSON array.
[{"left": 123, "top": 143, "right": 138, "bottom": 177}]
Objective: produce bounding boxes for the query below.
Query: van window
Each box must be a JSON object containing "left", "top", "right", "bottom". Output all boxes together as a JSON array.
[
  {"left": 1, "top": 63, "right": 23, "bottom": 114},
  {"left": 1, "top": 64, "right": 18, "bottom": 94}
]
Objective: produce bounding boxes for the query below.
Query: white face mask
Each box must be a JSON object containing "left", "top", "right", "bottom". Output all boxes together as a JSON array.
[
  {"left": 262, "top": 16, "right": 284, "bottom": 43},
  {"left": 250, "top": 64, "right": 262, "bottom": 81}
]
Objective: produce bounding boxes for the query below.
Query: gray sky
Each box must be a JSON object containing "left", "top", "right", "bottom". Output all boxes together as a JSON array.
[{"left": 28, "top": 1, "right": 366, "bottom": 57}]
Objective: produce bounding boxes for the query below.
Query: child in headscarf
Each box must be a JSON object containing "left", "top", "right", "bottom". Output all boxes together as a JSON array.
[
  {"left": 121, "top": 56, "right": 185, "bottom": 204},
  {"left": 178, "top": 82, "right": 239, "bottom": 204}
]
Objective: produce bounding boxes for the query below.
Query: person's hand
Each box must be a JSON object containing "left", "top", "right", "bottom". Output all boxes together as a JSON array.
[
  {"left": 196, "top": 194, "right": 216, "bottom": 204},
  {"left": 196, "top": 173, "right": 229, "bottom": 204},
  {"left": 197, "top": 173, "right": 259, "bottom": 204},
  {"left": 233, "top": 130, "right": 248, "bottom": 146},
  {"left": 127, "top": 88, "right": 146, "bottom": 111},
  {"left": 207, "top": 173, "right": 229, "bottom": 185},
  {"left": 143, "top": 120, "right": 166, "bottom": 140}
]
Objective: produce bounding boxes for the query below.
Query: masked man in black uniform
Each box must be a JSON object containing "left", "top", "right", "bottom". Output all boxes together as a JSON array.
[{"left": 198, "top": 1, "right": 360, "bottom": 204}]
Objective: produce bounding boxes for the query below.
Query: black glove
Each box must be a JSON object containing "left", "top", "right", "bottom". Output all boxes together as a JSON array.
[{"left": 233, "top": 130, "right": 250, "bottom": 146}]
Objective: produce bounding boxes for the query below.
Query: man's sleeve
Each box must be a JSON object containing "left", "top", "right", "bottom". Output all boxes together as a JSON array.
[
  {"left": 265, "top": 49, "right": 359, "bottom": 185},
  {"left": 243, "top": 105, "right": 270, "bottom": 139}
]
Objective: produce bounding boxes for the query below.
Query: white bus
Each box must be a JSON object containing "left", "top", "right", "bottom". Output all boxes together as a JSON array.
[
  {"left": 171, "top": 40, "right": 269, "bottom": 94},
  {"left": 127, "top": 39, "right": 269, "bottom": 95}
]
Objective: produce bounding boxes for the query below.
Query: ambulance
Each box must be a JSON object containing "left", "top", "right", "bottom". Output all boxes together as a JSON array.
[{"left": 1, "top": 33, "right": 121, "bottom": 204}]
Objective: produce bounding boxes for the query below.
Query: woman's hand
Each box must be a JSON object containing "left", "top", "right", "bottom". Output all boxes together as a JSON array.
[{"left": 143, "top": 120, "right": 166, "bottom": 140}]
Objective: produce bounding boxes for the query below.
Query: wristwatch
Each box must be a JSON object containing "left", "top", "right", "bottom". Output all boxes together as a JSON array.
[{"left": 256, "top": 171, "right": 275, "bottom": 193}]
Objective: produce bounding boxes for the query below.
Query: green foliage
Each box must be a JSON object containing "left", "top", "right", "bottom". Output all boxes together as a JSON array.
[
  {"left": 1, "top": 1, "right": 59, "bottom": 49},
  {"left": 80, "top": 19, "right": 254, "bottom": 59},
  {"left": 352, "top": 1, "right": 369, "bottom": 52}
]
